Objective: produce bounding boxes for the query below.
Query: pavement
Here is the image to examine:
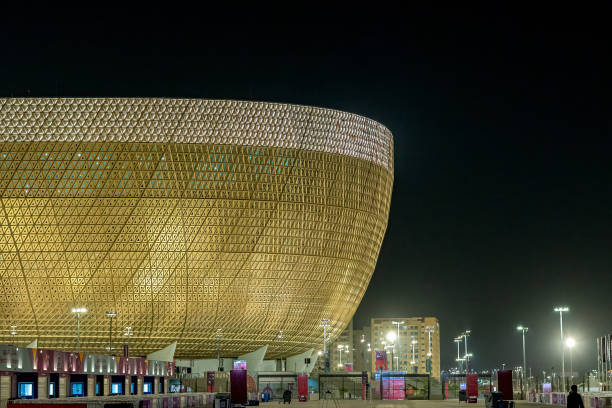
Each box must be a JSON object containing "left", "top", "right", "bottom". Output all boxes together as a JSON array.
[
  {"left": 260, "top": 400, "right": 486, "bottom": 408},
  {"left": 260, "top": 399, "right": 550, "bottom": 408}
]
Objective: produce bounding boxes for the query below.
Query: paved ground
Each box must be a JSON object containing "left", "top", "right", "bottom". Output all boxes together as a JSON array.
[
  {"left": 261, "top": 399, "right": 546, "bottom": 408},
  {"left": 261, "top": 399, "right": 486, "bottom": 408}
]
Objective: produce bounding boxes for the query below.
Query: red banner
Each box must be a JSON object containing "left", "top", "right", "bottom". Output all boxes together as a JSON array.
[
  {"left": 297, "top": 374, "right": 308, "bottom": 399},
  {"left": 230, "top": 369, "right": 247, "bottom": 405},
  {"left": 498, "top": 370, "right": 513, "bottom": 400},
  {"left": 467, "top": 374, "right": 479, "bottom": 397},
  {"left": 375, "top": 351, "right": 388, "bottom": 371}
]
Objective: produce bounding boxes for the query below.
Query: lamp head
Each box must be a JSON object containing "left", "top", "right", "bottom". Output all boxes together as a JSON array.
[
  {"left": 386, "top": 331, "right": 397, "bottom": 343},
  {"left": 554, "top": 306, "right": 569, "bottom": 312}
]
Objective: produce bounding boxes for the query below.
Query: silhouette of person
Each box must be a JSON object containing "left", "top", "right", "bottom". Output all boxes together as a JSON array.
[{"left": 567, "top": 385, "right": 584, "bottom": 408}]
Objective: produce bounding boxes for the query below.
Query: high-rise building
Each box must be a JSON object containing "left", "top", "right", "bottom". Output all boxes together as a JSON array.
[
  {"left": 352, "top": 326, "right": 371, "bottom": 372},
  {"left": 330, "top": 320, "right": 353, "bottom": 371},
  {"left": 370, "top": 317, "right": 440, "bottom": 379}
]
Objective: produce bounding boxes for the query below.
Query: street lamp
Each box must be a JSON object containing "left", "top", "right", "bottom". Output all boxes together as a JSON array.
[
  {"left": 454, "top": 337, "right": 464, "bottom": 372},
  {"left": 106, "top": 311, "right": 118, "bottom": 351},
  {"left": 462, "top": 330, "right": 471, "bottom": 372},
  {"left": 337, "top": 344, "right": 344, "bottom": 370},
  {"left": 320, "top": 319, "right": 331, "bottom": 373},
  {"left": 553, "top": 306, "right": 569, "bottom": 385},
  {"left": 386, "top": 331, "right": 396, "bottom": 371},
  {"left": 565, "top": 338, "right": 576, "bottom": 382},
  {"left": 71, "top": 307, "right": 87, "bottom": 352},
  {"left": 215, "top": 328, "right": 223, "bottom": 371},
  {"left": 426, "top": 326, "right": 434, "bottom": 357},
  {"left": 517, "top": 326, "right": 528, "bottom": 398},
  {"left": 278, "top": 330, "right": 284, "bottom": 371},
  {"left": 392, "top": 321, "right": 404, "bottom": 369},
  {"left": 411, "top": 338, "right": 417, "bottom": 371}
]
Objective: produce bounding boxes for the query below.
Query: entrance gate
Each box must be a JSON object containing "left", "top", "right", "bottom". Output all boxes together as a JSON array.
[
  {"left": 444, "top": 373, "right": 493, "bottom": 399},
  {"left": 378, "top": 373, "right": 431, "bottom": 400},
  {"left": 319, "top": 374, "right": 364, "bottom": 400}
]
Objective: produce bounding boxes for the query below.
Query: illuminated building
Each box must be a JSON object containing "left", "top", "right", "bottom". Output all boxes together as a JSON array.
[
  {"left": 370, "top": 317, "right": 440, "bottom": 379},
  {"left": 0, "top": 98, "right": 393, "bottom": 359}
]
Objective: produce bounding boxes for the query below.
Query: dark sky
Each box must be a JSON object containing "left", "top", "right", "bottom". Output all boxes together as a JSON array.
[{"left": 1, "top": 6, "right": 609, "bottom": 374}]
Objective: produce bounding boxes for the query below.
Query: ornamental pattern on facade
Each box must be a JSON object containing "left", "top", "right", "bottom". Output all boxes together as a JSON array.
[{"left": 0, "top": 98, "right": 393, "bottom": 358}]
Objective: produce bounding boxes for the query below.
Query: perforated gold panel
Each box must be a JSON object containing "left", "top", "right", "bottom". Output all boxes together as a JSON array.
[{"left": 0, "top": 98, "right": 393, "bottom": 358}]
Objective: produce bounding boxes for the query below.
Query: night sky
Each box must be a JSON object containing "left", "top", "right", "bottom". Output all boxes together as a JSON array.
[{"left": 1, "top": 6, "right": 609, "bottom": 374}]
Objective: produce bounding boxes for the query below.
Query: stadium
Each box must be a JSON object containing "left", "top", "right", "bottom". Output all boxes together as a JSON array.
[{"left": 0, "top": 98, "right": 393, "bottom": 359}]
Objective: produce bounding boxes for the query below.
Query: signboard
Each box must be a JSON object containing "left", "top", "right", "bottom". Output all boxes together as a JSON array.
[
  {"left": 297, "top": 374, "right": 308, "bottom": 399},
  {"left": 375, "top": 351, "right": 388, "bottom": 371},
  {"left": 233, "top": 360, "right": 246, "bottom": 370},
  {"left": 206, "top": 371, "right": 215, "bottom": 392},
  {"left": 466, "top": 373, "right": 479, "bottom": 398},
  {"left": 498, "top": 370, "right": 513, "bottom": 400},
  {"left": 361, "top": 371, "right": 367, "bottom": 400},
  {"left": 230, "top": 370, "right": 247, "bottom": 405}
]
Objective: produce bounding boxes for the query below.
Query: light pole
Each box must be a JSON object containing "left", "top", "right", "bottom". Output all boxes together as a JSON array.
[
  {"left": 106, "top": 311, "right": 117, "bottom": 351},
  {"left": 426, "top": 326, "right": 434, "bottom": 357},
  {"left": 278, "top": 330, "right": 284, "bottom": 371},
  {"left": 565, "top": 338, "right": 575, "bottom": 382},
  {"left": 71, "top": 307, "right": 87, "bottom": 352},
  {"left": 463, "top": 330, "right": 471, "bottom": 373},
  {"left": 337, "top": 344, "right": 344, "bottom": 370},
  {"left": 454, "top": 337, "right": 464, "bottom": 372},
  {"left": 411, "top": 338, "right": 417, "bottom": 373},
  {"left": 386, "top": 331, "right": 397, "bottom": 371},
  {"left": 215, "top": 328, "right": 223, "bottom": 371},
  {"left": 554, "top": 306, "right": 569, "bottom": 386},
  {"left": 321, "top": 319, "right": 331, "bottom": 373},
  {"left": 517, "top": 326, "right": 528, "bottom": 398},
  {"left": 392, "top": 321, "right": 404, "bottom": 369}
]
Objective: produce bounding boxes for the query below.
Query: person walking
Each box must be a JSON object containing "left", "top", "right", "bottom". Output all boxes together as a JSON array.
[{"left": 567, "top": 385, "right": 584, "bottom": 408}]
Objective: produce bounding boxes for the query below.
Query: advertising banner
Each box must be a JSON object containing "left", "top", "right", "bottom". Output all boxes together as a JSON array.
[
  {"left": 297, "top": 374, "right": 308, "bottom": 399},
  {"left": 206, "top": 371, "right": 215, "bottom": 392},
  {"left": 466, "top": 373, "right": 479, "bottom": 398},
  {"left": 498, "top": 370, "right": 513, "bottom": 400},
  {"left": 230, "top": 369, "right": 248, "bottom": 405},
  {"left": 361, "top": 371, "right": 368, "bottom": 400},
  {"left": 375, "top": 351, "right": 388, "bottom": 371}
]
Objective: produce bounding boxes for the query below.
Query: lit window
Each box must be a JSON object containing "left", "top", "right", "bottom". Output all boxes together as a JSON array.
[
  {"left": 19, "top": 383, "right": 33, "bottom": 398},
  {"left": 72, "top": 382, "right": 84, "bottom": 396},
  {"left": 112, "top": 383, "right": 123, "bottom": 394}
]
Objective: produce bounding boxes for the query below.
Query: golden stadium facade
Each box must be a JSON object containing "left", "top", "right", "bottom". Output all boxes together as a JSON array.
[{"left": 0, "top": 98, "right": 393, "bottom": 359}]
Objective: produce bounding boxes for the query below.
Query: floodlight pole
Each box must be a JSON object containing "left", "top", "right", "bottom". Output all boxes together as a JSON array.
[{"left": 554, "top": 307, "right": 569, "bottom": 388}]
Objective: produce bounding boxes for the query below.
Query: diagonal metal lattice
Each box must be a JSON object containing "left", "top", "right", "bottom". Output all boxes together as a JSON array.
[{"left": 0, "top": 98, "right": 393, "bottom": 358}]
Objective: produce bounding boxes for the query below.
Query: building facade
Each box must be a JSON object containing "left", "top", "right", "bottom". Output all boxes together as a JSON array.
[
  {"left": 370, "top": 317, "right": 440, "bottom": 379},
  {"left": 0, "top": 98, "right": 394, "bottom": 360},
  {"left": 352, "top": 325, "right": 371, "bottom": 373}
]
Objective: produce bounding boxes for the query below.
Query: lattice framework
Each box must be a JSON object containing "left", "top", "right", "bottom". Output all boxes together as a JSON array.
[{"left": 0, "top": 98, "right": 393, "bottom": 358}]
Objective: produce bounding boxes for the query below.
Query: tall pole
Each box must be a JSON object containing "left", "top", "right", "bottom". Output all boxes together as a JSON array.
[
  {"left": 392, "top": 321, "right": 404, "bottom": 370},
  {"left": 560, "top": 311, "right": 565, "bottom": 382},
  {"left": 77, "top": 313, "right": 81, "bottom": 352},
  {"left": 522, "top": 329, "right": 527, "bottom": 396},
  {"left": 321, "top": 319, "right": 331, "bottom": 373},
  {"left": 72, "top": 307, "right": 87, "bottom": 353},
  {"left": 463, "top": 330, "right": 471, "bottom": 373},
  {"left": 517, "top": 326, "right": 528, "bottom": 399},
  {"left": 554, "top": 306, "right": 569, "bottom": 388},
  {"left": 216, "top": 328, "right": 222, "bottom": 371}
]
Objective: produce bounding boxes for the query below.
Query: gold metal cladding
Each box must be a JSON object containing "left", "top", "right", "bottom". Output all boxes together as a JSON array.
[{"left": 0, "top": 98, "right": 394, "bottom": 359}]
